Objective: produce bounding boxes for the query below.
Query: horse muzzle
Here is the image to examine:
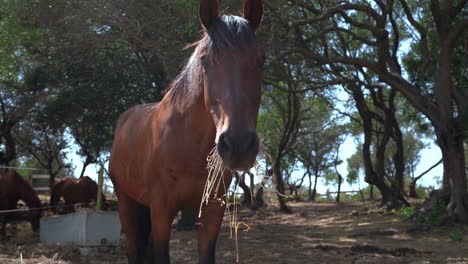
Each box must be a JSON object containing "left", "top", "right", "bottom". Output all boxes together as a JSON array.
[{"left": 217, "top": 130, "right": 259, "bottom": 171}]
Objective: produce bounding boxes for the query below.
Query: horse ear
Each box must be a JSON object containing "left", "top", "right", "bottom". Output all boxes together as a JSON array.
[
  {"left": 199, "top": 0, "right": 219, "bottom": 30},
  {"left": 243, "top": 0, "right": 263, "bottom": 30}
]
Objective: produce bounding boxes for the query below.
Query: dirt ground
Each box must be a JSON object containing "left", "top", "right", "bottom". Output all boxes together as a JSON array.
[{"left": 1, "top": 201, "right": 467, "bottom": 264}]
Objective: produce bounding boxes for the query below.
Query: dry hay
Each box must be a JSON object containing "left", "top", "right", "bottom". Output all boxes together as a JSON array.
[{"left": 199, "top": 147, "right": 255, "bottom": 262}]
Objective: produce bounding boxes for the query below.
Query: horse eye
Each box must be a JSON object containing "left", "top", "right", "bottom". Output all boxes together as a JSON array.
[{"left": 200, "top": 55, "right": 210, "bottom": 69}]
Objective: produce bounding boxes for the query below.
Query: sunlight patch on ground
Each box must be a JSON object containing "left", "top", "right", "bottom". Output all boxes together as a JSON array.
[
  {"left": 357, "top": 222, "right": 372, "bottom": 226},
  {"left": 338, "top": 237, "right": 357, "bottom": 243}
]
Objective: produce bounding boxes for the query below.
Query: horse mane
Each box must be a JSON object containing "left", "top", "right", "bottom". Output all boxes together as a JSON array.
[{"left": 167, "top": 15, "right": 257, "bottom": 111}]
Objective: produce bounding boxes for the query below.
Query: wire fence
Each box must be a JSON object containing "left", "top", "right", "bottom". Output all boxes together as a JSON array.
[{"left": 0, "top": 202, "right": 95, "bottom": 214}]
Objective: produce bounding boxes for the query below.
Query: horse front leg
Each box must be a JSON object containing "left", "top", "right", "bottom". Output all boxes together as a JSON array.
[
  {"left": 150, "top": 203, "right": 177, "bottom": 264},
  {"left": 0, "top": 214, "right": 5, "bottom": 238},
  {"left": 197, "top": 200, "right": 227, "bottom": 264},
  {"left": 116, "top": 192, "right": 151, "bottom": 264}
]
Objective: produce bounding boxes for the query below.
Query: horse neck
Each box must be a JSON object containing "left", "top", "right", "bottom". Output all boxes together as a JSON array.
[
  {"left": 163, "top": 54, "right": 216, "bottom": 146},
  {"left": 50, "top": 181, "right": 63, "bottom": 206},
  {"left": 17, "top": 178, "right": 41, "bottom": 209}
]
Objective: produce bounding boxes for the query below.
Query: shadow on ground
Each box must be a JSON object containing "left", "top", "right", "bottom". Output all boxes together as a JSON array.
[{"left": 1, "top": 201, "right": 467, "bottom": 263}]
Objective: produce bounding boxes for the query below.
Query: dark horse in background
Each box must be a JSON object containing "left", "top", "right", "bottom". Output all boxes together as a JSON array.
[
  {"left": 50, "top": 176, "right": 108, "bottom": 214},
  {"left": 109, "top": 0, "right": 264, "bottom": 263},
  {"left": 0, "top": 170, "right": 42, "bottom": 237}
]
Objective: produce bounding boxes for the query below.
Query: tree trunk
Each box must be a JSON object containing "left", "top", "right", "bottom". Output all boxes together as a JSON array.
[
  {"left": 408, "top": 179, "right": 419, "bottom": 198},
  {"left": 359, "top": 188, "right": 365, "bottom": 202},
  {"left": 79, "top": 156, "right": 93, "bottom": 178},
  {"left": 437, "top": 131, "right": 468, "bottom": 222},
  {"left": 352, "top": 84, "right": 409, "bottom": 210},
  {"left": 335, "top": 165, "right": 343, "bottom": 203},
  {"left": 369, "top": 185, "right": 374, "bottom": 200},
  {"left": 255, "top": 171, "right": 271, "bottom": 208},
  {"left": 47, "top": 162, "right": 62, "bottom": 187},
  {"left": 255, "top": 187, "right": 265, "bottom": 207},
  {"left": 0, "top": 124, "right": 16, "bottom": 166},
  {"left": 175, "top": 208, "right": 196, "bottom": 231},
  {"left": 390, "top": 109, "right": 406, "bottom": 201},
  {"left": 49, "top": 172, "right": 57, "bottom": 188},
  {"left": 234, "top": 172, "right": 256, "bottom": 209},
  {"left": 310, "top": 173, "right": 319, "bottom": 201},
  {"left": 335, "top": 171, "right": 343, "bottom": 203},
  {"left": 274, "top": 162, "right": 291, "bottom": 213}
]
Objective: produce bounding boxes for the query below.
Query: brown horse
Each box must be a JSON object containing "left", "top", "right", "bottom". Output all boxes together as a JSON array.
[
  {"left": 0, "top": 170, "right": 42, "bottom": 237},
  {"left": 50, "top": 176, "right": 108, "bottom": 214},
  {"left": 109, "top": 0, "right": 263, "bottom": 263}
]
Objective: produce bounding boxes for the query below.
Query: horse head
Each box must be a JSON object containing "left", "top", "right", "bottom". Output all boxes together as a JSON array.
[{"left": 199, "top": 0, "right": 264, "bottom": 171}]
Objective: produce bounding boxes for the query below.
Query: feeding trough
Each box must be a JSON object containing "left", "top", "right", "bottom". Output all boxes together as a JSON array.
[
  {"left": 40, "top": 168, "right": 121, "bottom": 250},
  {"left": 40, "top": 210, "right": 121, "bottom": 247}
]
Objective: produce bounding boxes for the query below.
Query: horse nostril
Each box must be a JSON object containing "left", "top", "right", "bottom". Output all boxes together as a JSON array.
[
  {"left": 246, "top": 133, "right": 259, "bottom": 153},
  {"left": 218, "top": 133, "right": 232, "bottom": 153}
]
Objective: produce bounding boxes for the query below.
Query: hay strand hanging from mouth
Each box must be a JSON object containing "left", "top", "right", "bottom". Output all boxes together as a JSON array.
[{"left": 199, "top": 146, "right": 225, "bottom": 218}]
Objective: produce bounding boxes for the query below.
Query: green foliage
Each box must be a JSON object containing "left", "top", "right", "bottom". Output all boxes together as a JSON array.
[
  {"left": 448, "top": 232, "right": 463, "bottom": 243},
  {"left": 282, "top": 195, "right": 301, "bottom": 203},
  {"left": 227, "top": 195, "right": 241, "bottom": 203},
  {"left": 396, "top": 205, "right": 416, "bottom": 220},
  {"left": 420, "top": 201, "right": 447, "bottom": 225},
  {"left": 415, "top": 187, "right": 432, "bottom": 198},
  {"left": 407, "top": 201, "right": 448, "bottom": 225}
]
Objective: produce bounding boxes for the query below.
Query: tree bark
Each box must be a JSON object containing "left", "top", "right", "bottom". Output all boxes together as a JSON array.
[
  {"left": 254, "top": 170, "right": 271, "bottom": 208},
  {"left": 436, "top": 130, "right": 468, "bottom": 222},
  {"left": 79, "top": 156, "right": 94, "bottom": 178},
  {"left": 408, "top": 180, "right": 419, "bottom": 198},
  {"left": 310, "top": 172, "right": 319, "bottom": 201},
  {"left": 175, "top": 208, "right": 196, "bottom": 231},
  {"left": 352, "top": 84, "right": 409, "bottom": 209},
  {"left": 369, "top": 185, "right": 374, "bottom": 200},
  {"left": 274, "top": 161, "right": 291, "bottom": 213},
  {"left": 234, "top": 172, "right": 257, "bottom": 209}
]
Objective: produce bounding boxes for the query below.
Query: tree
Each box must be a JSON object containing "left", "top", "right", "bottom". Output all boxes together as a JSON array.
[
  {"left": 284, "top": 0, "right": 467, "bottom": 221},
  {"left": 323, "top": 137, "right": 346, "bottom": 202},
  {"left": 346, "top": 150, "right": 367, "bottom": 201},
  {"left": 295, "top": 97, "right": 344, "bottom": 201},
  {"left": 258, "top": 76, "right": 302, "bottom": 213},
  {"left": 0, "top": 0, "right": 52, "bottom": 167},
  {"left": 17, "top": 0, "right": 203, "bottom": 174},
  {"left": 16, "top": 110, "right": 69, "bottom": 186}
]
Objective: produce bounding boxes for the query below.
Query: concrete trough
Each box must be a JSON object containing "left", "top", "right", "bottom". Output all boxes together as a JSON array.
[{"left": 40, "top": 211, "right": 121, "bottom": 247}]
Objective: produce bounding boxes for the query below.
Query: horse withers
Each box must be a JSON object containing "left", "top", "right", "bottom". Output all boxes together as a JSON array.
[
  {"left": 109, "top": 0, "right": 264, "bottom": 263},
  {"left": 50, "top": 176, "right": 108, "bottom": 214},
  {"left": 0, "top": 170, "right": 42, "bottom": 237}
]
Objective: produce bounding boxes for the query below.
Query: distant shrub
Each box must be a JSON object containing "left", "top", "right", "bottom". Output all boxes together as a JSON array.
[
  {"left": 404, "top": 200, "right": 447, "bottom": 225},
  {"left": 419, "top": 201, "right": 446, "bottom": 225},
  {"left": 282, "top": 195, "right": 301, "bottom": 202},
  {"left": 396, "top": 205, "right": 416, "bottom": 220},
  {"left": 227, "top": 195, "right": 241, "bottom": 203},
  {"left": 316, "top": 197, "right": 328, "bottom": 202},
  {"left": 415, "top": 188, "right": 432, "bottom": 198},
  {"left": 448, "top": 232, "right": 463, "bottom": 242}
]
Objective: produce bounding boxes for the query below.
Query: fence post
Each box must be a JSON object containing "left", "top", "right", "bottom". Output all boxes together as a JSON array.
[{"left": 96, "top": 167, "right": 104, "bottom": 211}]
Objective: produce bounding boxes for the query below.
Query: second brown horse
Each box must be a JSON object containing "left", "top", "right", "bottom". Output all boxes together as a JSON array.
[
  {"left": 0, "top": 170, "right": 42, "bottom": 237},
  {"left": 109, "top": 0, "right": 264, "bottom": 263},
  {"left": 50, "top": 176, "right": 108, "bottom": 214}
]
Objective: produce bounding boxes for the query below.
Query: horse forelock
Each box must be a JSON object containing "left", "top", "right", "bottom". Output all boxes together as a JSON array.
[{"left": 168, "top": 15, "right": 258, "bottom": 111}]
